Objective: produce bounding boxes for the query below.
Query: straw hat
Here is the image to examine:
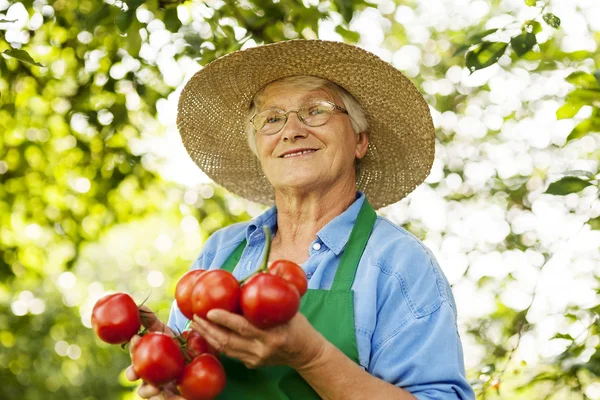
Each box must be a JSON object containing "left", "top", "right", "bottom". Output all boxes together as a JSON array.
[{"left": 177, "top": 40, "right": 435, "bottom": 210}]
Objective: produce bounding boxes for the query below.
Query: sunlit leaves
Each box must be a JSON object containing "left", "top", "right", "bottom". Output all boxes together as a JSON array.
[
  {"left": 333, "top": 0, "right": 355, "bottom": 24},
  {"left": 163, "top": 8, "right": 182, "bottom": 33},
  {"left": 545, "top": 176, "right": 593, "bottom": 195},
  {"left": 335, "top": 25, "right": 360, "bottom": 43},
  {"left": 542, "top": 13, "right": 561, "bottom": 29},
  {"left": 589, "top": 217, "right": 600, "bottom": 230},
  {"left": 510, "top": 32, "right": 536, "bottom": 56},
  {"left": 466, "top": 42, "right": 508, "bottom": 73},
  {"left": 523, "top": 20, "right": 542, "bottom": 34},
  {"left": 566, "top": 71, "right": 600, "bottom": 89},
  {"left": 453, "top": 28, "right": 498, "bottom": 56},
  {"left": 567, "top": 117, "right": 600, "bottom": 142},
  {"left": 2, "top": 49, "right": 45, "bottom": 67},
  {"left": 558, "top": 71, "right": 600, "bottom": 141},
  {"left": 566, "top": 89, "right": 600, "bottom": 105},
  {"left": 555, "top": 102, "right": 582, "bottom": 120},
  {"left": 115, "top": 8, "right": 136, "bottom": 33}
]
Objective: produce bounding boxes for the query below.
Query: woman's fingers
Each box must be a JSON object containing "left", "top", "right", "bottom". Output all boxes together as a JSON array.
[
  {"left": 137, "top": 382, "right": 162, "bottom": 398},
  {"left": 125, "top": 365, "right": 139, "bottom": 382},
  {"left": 138, "top": 306, "right": 173, "bottom": 335},
  {"left": 129, "top": 334, "right": 141, "bottom": 358},
  {"left": 206, "top": 309, "right": 262, "bottom": 338},
  {"left": 191, "top": 316, "right": 254, "bottom": 355}
]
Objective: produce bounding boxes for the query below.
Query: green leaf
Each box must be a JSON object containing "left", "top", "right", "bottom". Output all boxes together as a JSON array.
[
  {"left": 524, "top": 0, "right": 536, "bottom": 6},
  {"left": 588, "top": 217, "right": 600, "bottom": 230},
  {"left": 552, "top": 333, "right": 574, "bottom": 340},
  {"left": 2, "top": 49, "right": 45, "bottom": 67},
  {"left": 556, "top": 102, "right": 583, "bottom": 119},
  {"left": 594, "top": 70, "right": 600, "bottom": 86},
  {"left": 452, "top": 29, "right": 499, "bottom": 57},
  {"left": 163, "top": 8, "right": 182, "bottom": 33},
  {"left": 528, "top": 371, "right": 559, "bottom": 384},
  {"left": 566, "top": 71, "right": 600, "bottom": 89},
  {"left": 335, "top": 26, "right": 360, "bottom": 43},
  {"left": 543, "top": 13, "right": 561, "bottom": 28},
  {"left": 126, "top": 21, "right": 143, "bottom": 56},
  {"left": 565, "top": 88, "right": 600, "bottom": 106},
  {"left": 564, "top": 313, "right": 579, "bottom": 321},
  {"left": 510, "top": 32, "right": 536, "bottom": 56},
  {"left": 116, "top": 9, "right": 135, "bottom": 33},
  {"left": 334, "top": 0, "right": 354, "bottom": 24},
  {"left": 567, "top": 119, "right": 600, "bottom": 142},
  {"left": 523, "top": 20, "right": 542, "bottom": 34},
  {"left": 86, "top": 4, "right": 112, "bottom": 30},
  {"left": 469, "top": 28, "right": 499, "bottom": 43},
  {"left": 465, "top": 42, "right": 508, "bottom": 73},
  {"left": 545, "top": 176, "right": 592, "bottom": 195}
]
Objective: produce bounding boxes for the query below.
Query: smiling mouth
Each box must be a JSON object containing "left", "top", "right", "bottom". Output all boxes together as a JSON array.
[{"left": 281, "top": 149, "right": 318, "bottom": 158}]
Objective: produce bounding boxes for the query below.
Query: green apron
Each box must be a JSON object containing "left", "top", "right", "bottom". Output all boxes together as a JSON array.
[{"left": 217, "top": 199, "right": 376, "bottom": 399}]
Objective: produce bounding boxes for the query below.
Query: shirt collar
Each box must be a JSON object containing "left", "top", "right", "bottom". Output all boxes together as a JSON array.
[
  {"left": 245, "top": 205, "right": 278, "bottom": 244},
  {"left": 244, "top": 191, "right": 366, "bottom": 255},
  {"left": 317, "top": 191, "right": 366, "bottom": 256}
]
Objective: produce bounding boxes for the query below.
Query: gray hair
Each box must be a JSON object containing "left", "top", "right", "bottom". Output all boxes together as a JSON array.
[{"left": 245, "top": 76, "right": 369, "bottom": 156}]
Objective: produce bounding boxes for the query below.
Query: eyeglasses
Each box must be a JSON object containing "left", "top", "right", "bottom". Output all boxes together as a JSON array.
[{"left": 250, "top": 100, "right": 349, "bottom": 135}]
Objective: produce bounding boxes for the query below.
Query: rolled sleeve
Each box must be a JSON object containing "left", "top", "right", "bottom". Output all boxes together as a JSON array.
[{"left": 368, "top": 301, "right": 474, "bottom": 400}]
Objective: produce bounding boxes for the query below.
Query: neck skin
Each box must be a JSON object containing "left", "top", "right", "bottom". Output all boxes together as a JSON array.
[{"left": 271, "top": 173, "right": 357, "bottom": 252}]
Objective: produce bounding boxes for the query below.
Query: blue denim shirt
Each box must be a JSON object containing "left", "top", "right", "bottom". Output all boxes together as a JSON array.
[{"left": 168, "top": 192, "right": 475, "bottom": 400}]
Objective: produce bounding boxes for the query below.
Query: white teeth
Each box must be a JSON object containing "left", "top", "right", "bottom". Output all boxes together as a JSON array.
[{"left": 283, "top": 149, "right": 315, "bottom": 158}]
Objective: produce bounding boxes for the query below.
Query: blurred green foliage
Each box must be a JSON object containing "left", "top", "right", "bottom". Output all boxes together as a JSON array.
[{"left": 1, "top": 0, "right": 599, "bottom": 399}]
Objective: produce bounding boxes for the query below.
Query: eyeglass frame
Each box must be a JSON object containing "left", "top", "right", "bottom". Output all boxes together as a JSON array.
[{"left": 250, "top": 100, "right": 349, "bottom": 135}]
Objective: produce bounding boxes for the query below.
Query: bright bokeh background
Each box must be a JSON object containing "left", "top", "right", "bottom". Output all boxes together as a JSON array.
[
  {"left": 142, "top": 0, "right": 600, "bottom": 378},
  {"left": 1, "top": 0, "right": 599, "bottom": 398}
]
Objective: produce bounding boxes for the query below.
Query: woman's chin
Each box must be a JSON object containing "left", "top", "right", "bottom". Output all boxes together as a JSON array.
[{"left": 271, "top": 174, "right": 324, "bottom": 192}]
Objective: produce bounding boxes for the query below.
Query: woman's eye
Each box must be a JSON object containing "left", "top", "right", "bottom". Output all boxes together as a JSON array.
[
  {"left": 265, "top": 116, "right": 282, "bottom": 124},
  {"left": 308, "top": 107, "right": 326, "bottom": 115}
]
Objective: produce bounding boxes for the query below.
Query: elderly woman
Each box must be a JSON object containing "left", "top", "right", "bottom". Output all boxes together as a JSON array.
[{"left": 127, "top": 40, "right": 475, "bottom": 400}]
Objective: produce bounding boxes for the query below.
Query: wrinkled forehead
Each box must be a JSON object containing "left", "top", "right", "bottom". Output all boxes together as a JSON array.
[{"left": 253, "top": 79, "right": 342, "bottom": 110}]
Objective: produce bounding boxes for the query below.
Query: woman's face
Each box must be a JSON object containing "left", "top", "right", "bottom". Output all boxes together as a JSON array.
[{"left": 253, "top": 82, "right": 368, "bottom": 195}]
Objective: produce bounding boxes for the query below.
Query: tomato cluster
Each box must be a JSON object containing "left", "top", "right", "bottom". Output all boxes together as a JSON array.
[
  {"left": 90, "top": 228, "right": 307, "bottom": 400},
  {"left": 91, "top": 293, "right": 226, "bottom": 400},
  {"left": 175, "top": 259, "right": 308, "bottom": 330},
  {"left": 130, "top": 330, "right": 225, "bottom": 400}
]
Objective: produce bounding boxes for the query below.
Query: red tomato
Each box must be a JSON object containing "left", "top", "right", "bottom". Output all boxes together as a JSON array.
[
  {"left": 240, "top": 273, "right": 300, "bottom": 329},
  {"left": 177, "top": 354, "right": 226, "bottom": 400},
  {"left": 175, "top": 269, "right": 206, "bottom": 320},
  {"left": 133, "top": 332, "right": 185, "bottom": 386},
  {"left": 179, "top": 330, "right": 218, "bottom": 359},
  {"left": 191, "top": 270, "right": 241, "bottom": 319},
  {"left": 268, "top": 260, "right": 308, "bottom": 296},
  {"left": 91, "top": 293, "right": 140, "bottom": 345}
]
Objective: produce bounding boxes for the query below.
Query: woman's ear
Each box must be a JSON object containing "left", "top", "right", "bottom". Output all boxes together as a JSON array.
[{"left": 355, "top": 131, "right": 369, "bottom": 160}]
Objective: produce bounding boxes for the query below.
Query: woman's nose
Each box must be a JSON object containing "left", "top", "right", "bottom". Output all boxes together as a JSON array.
[{"left": 280, "top": 112, "right": 309, "bottom": 141}]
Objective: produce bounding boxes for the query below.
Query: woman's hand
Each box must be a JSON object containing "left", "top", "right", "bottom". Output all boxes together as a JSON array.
[
  {"left": 125, "top": 306, "right": 184, "bottom": 400},
  {"left": 190, "top": 310, "right": 326, "bottom": 370}
]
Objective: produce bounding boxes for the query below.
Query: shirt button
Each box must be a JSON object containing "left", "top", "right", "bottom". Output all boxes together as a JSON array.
[
  {"left": 306, "top": 272, "right": 313, "bottom": 279},
  {"left": 312, "top": 243, "right": 321, "bottom": 251}
]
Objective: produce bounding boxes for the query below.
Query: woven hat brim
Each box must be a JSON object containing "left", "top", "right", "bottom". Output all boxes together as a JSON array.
[{"left": 177, "top": 40, "right": 435, "bottom": 210}]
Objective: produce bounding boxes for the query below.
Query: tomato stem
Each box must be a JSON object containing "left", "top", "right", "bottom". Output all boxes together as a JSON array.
[
  {"left": 238, "top": 226, "right": 272, "bottom": 286},
  {"left": 137, "top": 290, "right": 153, "bottom": 308},
  {"left": 259, "top": 225, "right": 272, "bottom": 273}
]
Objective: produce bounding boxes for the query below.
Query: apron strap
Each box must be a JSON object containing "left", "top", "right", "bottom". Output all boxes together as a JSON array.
[
  {"left": 330, "top": 199, "right": 377, "bottom": 292},
  {"left": 222, "top": 240, "right": 246, "bottom": 273}
]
